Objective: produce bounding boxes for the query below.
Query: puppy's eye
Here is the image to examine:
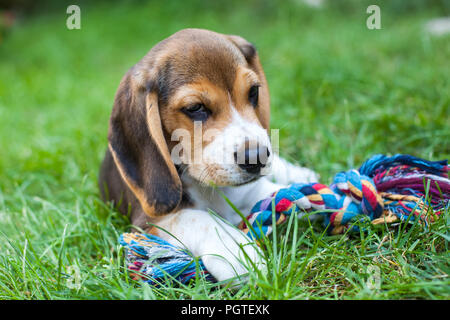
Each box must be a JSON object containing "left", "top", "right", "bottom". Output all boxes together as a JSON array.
[
  {"left": 182, "top": 103, "right": 211, "bottom": 122},
  {"left": 248, "top": 85, "right": 259, "bottom": 107}
]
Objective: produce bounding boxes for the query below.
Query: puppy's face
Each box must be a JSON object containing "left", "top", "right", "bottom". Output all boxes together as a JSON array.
[
  {"left": 108, "top": 29, "right": 272, "bottom": 216},
  {"left": 157, "top": 30, "right": 273, "bottom": 186}
]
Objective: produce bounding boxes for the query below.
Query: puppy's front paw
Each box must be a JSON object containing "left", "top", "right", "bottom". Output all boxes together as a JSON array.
[
  {"left": 269, "top": 155, "right": 319, "bottom": 185},
  {"left": 200, "top": 232, "right": 264, "bottom": 286},
  {"left": 288, "top": 165, "right": 319, "bottom": 184}
]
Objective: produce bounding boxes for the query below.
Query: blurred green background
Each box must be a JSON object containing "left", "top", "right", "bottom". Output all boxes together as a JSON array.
[
  {"left": 0, "top": 0, "right": 449, "bottom": 299},
  {"left": 0, "top": 0, "right": 449, "bottom": 190}
]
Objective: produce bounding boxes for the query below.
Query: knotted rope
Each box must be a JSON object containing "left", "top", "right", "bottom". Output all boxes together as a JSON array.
[
  {"left": 119, "top": 154, "right": 449, "bottom": 284},
  {"left": 119, "top": 233, "right": 214, "bottom": 284}
]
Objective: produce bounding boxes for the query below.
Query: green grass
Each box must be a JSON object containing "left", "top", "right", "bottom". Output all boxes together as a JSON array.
[{"left": 0, "top": 0, "right": 449, "bottom": 299}]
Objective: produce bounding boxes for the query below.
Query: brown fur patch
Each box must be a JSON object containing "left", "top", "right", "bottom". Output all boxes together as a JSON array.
[{"left": 99, "top": 28, "right": 272, "bottom": 224}]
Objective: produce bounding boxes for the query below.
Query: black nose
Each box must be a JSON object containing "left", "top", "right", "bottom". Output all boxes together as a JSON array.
[{"left": 234, "top": 146, "right": 270, "bottom": 174}]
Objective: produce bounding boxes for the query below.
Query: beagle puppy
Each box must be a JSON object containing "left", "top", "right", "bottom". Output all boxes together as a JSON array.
[{"left": 99, "top": 28, "right": 318, "bottom": 283}]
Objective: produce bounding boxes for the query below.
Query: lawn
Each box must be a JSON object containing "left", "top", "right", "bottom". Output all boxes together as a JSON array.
[{"left": 0, "top": 0, "right": 449, "bottom": 299}]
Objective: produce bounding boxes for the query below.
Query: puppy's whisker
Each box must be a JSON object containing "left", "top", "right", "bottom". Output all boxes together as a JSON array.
[
  {"left": 180, "top": 165, "right": 190, "bottom": 178},
  {"left": 199, "top": 167, "right": 210, "bottom": 185}
]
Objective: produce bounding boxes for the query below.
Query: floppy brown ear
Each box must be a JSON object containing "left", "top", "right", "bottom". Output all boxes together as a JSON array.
[
  {"left": 108, "top": 72, "right": 182, "bottom": 217},
  {"left": 226, "top": 34, "right": 270, "bottom": 130}
]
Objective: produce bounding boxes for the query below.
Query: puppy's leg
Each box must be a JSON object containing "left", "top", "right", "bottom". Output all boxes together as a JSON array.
[
  {"left": 150, "top": 209, "right": 263, "bottom": 284},
  {"left": 266, "top": 154, "right": 319, "bottom": 185}
]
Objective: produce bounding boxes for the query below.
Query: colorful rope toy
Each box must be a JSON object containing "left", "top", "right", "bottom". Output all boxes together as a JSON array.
[{"left": 119, "top": 154, "right": 449, "bottom": 285}]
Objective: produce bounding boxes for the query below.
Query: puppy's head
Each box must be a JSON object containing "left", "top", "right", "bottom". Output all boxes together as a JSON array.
[{"left": 108, "top": 29, "right": 272, "bottom": 217}]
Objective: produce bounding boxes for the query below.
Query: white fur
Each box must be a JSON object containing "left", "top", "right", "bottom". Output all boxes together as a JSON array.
[
  {"left": 266, "top": 154, "right": 319, "bottom": 184},
  {"left": 157, "top": 93, "right": 319, "bottom": 284},
  {"left": 154, "top": 208, "right": 262, "bottom": 284},
  {"left": 154, "top": 153, "right": 316, "bottom": 284},
  {"left": 187, "top": 101, "right": 273, "bottom": 186}
]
